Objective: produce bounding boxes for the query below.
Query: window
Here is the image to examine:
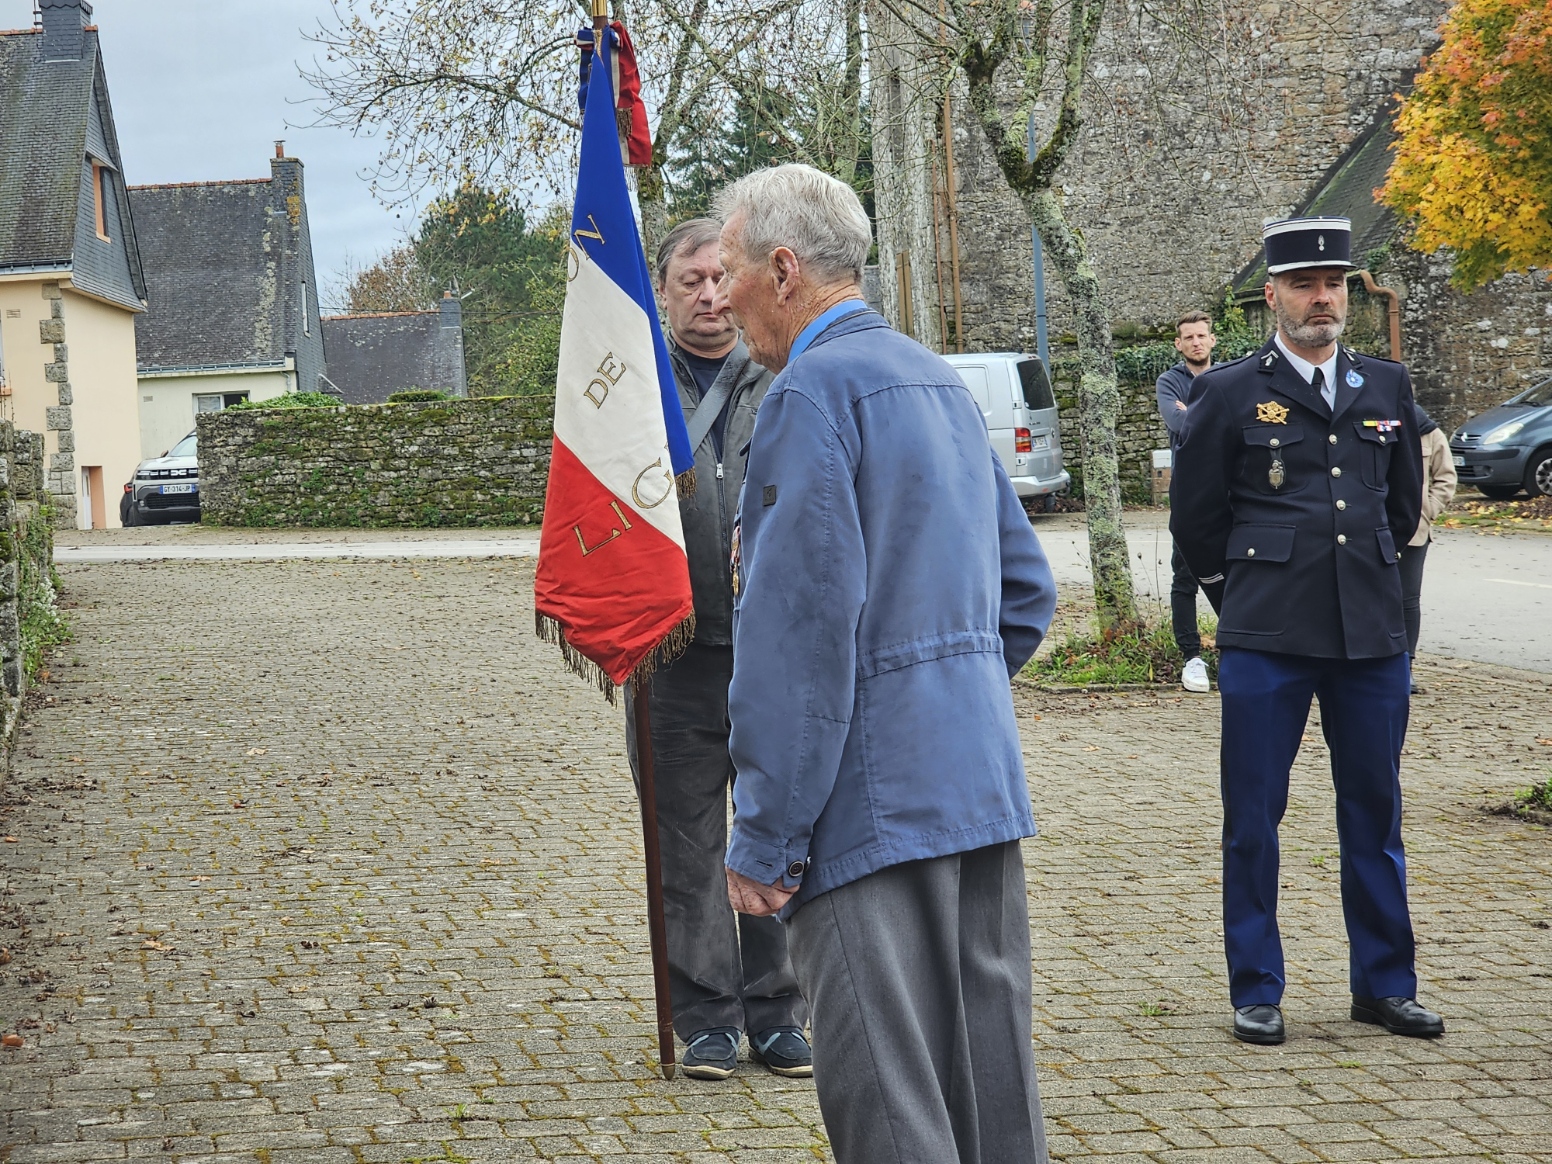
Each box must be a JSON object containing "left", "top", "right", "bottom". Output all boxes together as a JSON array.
[
  {"left": 1016, "top": 359, "right": 1057, "bottom": 412},
  {"left": 91, "top": 160, "right": 110, "bottom": 241},
  {"left": 301, "top": 281, "right": 310, "bottom": 335},
  {"left": 194, "top": 392, "right": 248, "bottom": 414}
]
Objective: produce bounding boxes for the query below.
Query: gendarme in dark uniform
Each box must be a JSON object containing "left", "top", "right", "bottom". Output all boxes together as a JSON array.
[{"left": 1171, "top": 216, "right": 1443, "bottom": 1045}]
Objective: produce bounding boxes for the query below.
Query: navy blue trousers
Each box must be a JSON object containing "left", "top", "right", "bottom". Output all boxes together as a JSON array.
[{"left": 1217, "top": 647, "right": 1417, "bottom": 1007}]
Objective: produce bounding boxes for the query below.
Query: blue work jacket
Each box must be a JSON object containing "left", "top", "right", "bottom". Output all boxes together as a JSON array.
[{"left": 724, "top": 310, "right": 1058, "bottom": 917}]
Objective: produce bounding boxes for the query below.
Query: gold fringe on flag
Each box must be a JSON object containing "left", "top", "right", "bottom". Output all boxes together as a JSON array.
[
  {"left": 676, "top": 468, "right": 697, "bottom": 499},
  {"left": 535, "top": 611, "right": 697, "bottom": 704}
]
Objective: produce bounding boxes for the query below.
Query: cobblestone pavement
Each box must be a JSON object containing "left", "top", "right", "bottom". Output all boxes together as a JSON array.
[{"left": 1, "top": 556, "right": 1548, "bottom": 1162}]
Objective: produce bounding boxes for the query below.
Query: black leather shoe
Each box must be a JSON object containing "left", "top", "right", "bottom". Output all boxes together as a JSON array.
[
  {"left": 1233, "top": 1004, "right": 1285, "bottom": 1045},
  {"left": 1351, "top": 995, "right": 1444, "bottom": 1037}
]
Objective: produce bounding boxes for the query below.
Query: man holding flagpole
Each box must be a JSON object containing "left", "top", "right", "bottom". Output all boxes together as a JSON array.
[{"left": 716, "top": 164, "right": 1058, "bottom": 1163}]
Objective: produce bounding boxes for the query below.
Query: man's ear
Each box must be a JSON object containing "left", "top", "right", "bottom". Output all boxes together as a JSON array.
[
  {"left": 770, "top": 246, "right": 801, "bottom": 303},
  {"left": 1263, "top": 280, "right": 1277, "bottom": 309}
]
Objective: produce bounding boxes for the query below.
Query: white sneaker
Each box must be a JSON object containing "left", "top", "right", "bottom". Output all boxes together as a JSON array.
[{"left": 1181, "top": 656, "right": 1211, "bottom": 693}]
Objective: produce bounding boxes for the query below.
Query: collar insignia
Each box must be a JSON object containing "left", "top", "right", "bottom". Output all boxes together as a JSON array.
[
  {"left": 1260, "top": 350, "right": 1279, "bottom": 370},
  {"left": 1256, "top": 400, "right": 1290, "bottom": 425}
]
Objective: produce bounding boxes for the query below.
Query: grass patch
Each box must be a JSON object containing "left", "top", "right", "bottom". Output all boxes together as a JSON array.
[
  {"left": 1024, "top": 617, "right": 1217, "bottom": 687},
  {"left": 1513, "top": 775, "right": 1552, "bottom": 814}
]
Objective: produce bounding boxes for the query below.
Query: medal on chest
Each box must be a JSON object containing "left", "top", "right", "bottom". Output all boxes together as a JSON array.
[{"left": 1269, "top": 456, "right": 1285, "bottom": 490}]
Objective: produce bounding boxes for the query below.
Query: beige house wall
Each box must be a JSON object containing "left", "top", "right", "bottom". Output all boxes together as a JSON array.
[
  {"left": 0, "top": 278, "right": 142, "bottom": 527},
  {"left": 0, "top": 280, "right": 56, "bottom": 441},
  {"left": 137, "top": 367, "right": 291, "bottom": 461},
  {"left": 61, "top": 287, "right": 142, "bottom": 527}
]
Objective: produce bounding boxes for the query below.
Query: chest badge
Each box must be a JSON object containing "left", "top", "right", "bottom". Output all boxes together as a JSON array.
[
  {"left": 1256, "top": 400, "right": 1290, "bottom": 425},
  {"left": 1346, "top": 368, "right": 1365, "bottom": 388}
]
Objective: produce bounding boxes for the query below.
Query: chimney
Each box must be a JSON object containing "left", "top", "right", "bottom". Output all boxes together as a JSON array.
[
  {"left": 39, "top": 0, "right": 92, "bottom": 62},
  {"left": 439, "top": 289, "right": 462, "bottom": 329},
  {"left": 275, "top": 140, "right": 286, "bottom": 159}
]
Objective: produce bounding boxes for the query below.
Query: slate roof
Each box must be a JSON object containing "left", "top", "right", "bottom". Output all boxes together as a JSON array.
[
  {"left": 130, "top": 160, "right": 326, "bottom": 392},
  {"left": 321, "top": 305, "right": 468, "bottom": 405},
  {"left": 0, "top": 25, "right": 146, "bottom": 305},
  {"left": 1231, "top": 104, "right": 1400, "bottom": 297}
]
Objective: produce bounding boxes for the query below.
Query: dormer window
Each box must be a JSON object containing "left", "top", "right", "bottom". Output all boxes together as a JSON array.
[{"left": 91, "top": 159, "right": 110, "bottom": 242}]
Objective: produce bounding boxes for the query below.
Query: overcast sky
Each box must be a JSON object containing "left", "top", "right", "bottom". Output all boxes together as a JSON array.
[{"left": 28, "top": 0, "right": 420, "bottom": 310}]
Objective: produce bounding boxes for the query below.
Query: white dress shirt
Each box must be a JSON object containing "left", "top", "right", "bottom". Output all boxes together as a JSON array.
[{"left": 1273, "top": 332, "right": 1339, "bottom": 410}]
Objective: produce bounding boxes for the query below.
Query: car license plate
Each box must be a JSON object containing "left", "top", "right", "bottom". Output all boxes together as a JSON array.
[
  {"left": 1452, "top": 455, "right": 1465, "bottom": 467},
  {"left": 160, "top": 483, "right": 195, "bottom": 495}
]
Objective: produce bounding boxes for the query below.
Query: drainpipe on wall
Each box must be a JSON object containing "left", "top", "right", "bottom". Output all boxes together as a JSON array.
[
  {"left": 1355, "top": 269, "right": 1403, "bottom": 361},
  {"left": 1027, "top": 114, "right": 1050, "bottom": 368}
]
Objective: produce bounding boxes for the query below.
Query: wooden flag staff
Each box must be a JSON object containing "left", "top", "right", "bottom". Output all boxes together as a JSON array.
[{"left": 590, "top": 0, "right": 677, "bottom": 1081}]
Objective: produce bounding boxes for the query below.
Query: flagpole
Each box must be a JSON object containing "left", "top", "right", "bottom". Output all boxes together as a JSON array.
[
  {"left": 631, "top": 684, "right": 677, "bottom": 1080},
  {"left": 593, "top": 0, "right": 676, "bottom": 1081}
]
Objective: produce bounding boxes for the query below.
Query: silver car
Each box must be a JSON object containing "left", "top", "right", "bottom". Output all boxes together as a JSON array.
[
  {"left": 943, "top": 353, "right": 1071, "bottom": 510},
  {"left": 125, "top": 432, "right": 200, "bottom": 525}
]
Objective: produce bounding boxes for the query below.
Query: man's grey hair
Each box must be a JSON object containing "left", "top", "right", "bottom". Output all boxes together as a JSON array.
[
  {"left": 713, "top": 164, "right": 872, "bottom": 284},
  {"left": 655, "top": 217, "right": 723, "bottom": 287}
]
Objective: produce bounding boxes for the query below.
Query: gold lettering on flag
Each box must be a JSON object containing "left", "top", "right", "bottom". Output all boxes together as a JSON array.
[
  {"left": 573, "top": 500, "right": 635, "bottom": 557},
  {"left": 573, "top": 214, "right": 605, "bottom": 245},
  {"left": 631, "top": 458, "right": 673, "bottom": 509},
  {"left": 584, "top": 351, "right": 628, "bottom": 408}
]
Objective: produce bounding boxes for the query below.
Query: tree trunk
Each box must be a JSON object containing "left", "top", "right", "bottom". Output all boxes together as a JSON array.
[
  {"left": 1025, "top": 188, "right": 1138, "bottom": 632},
  {"left": 636, "top": 159, "right": 669, "bottom": 274}
]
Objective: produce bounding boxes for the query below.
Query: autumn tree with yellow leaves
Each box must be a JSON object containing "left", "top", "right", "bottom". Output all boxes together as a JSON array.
[{"left": 1380, "top": 0, "right": 1552, "bottom": 290}]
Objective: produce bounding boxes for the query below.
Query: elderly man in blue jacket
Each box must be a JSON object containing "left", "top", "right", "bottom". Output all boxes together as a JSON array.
[{"left": 713, "top": 164, "right": 1059, "bottom": 1164}]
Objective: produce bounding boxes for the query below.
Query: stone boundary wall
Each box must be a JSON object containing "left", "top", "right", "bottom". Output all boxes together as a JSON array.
[
  {"left": 1052, "top": 362, "right": 1171, "bottom": 502},
  {"left": 197, "top": 397, "right": 553, "bottom": 527},
  {"left": 0, "top": 422, "right": 57, "bottom": 774}
]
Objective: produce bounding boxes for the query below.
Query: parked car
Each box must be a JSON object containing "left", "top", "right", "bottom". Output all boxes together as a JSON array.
[
  {"left": 1450, "top": 376, "right": 1552, "bottom": 499},
  {"left": 124, "top": 432, "right": 200, "bottom": 525},
  {"left": 942, "top": 352, "right": 1071, "bottom": 511}
]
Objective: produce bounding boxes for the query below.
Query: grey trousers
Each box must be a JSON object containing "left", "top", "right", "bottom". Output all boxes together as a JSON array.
[
  {"left": 787, "top": 842, "right": 1049, "bottom": 1164},
  {"left": 625, "top": 643, "right": 806, "bottom": 1041}
]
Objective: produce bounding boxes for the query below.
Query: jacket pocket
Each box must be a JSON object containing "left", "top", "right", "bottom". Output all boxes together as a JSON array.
[
  {"left": 1354, "top": 422, "right": 1394, "bottom": 489},
  {"left": 1226, "top": 523, "right": 1295, "bottom": 563},
  {"left": 1375, "top": 526, "right": 1399, "bottom": 566},
  {"left": 1241, "top": 424, "right": 1305, "bottom": 494}
]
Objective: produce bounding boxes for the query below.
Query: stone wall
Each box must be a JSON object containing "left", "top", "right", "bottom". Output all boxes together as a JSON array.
[
  {"left": 198, "top": 397, "right": 554, "bottom": 527},
  {"left": 868, "top": 0, "right": 1450, "bottom": 351},
  {"left": 0, "top": 422, "right": 59, "bottom": 774},
  {"left": 1051, "top": 358, "right": 1171, "bottom": 502}
]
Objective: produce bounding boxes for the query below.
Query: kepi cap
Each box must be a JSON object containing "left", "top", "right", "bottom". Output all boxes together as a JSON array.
[{"left": 1263, "top": 216, "right": 1354, "bottom": 275}]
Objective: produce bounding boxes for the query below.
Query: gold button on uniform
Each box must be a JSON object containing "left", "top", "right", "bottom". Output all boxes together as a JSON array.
[
  {"left": 1338, "top": 534, "right": 1347, "bottom": 545},
  {"left": 1331, "top": 467, "right": 1342, "bottom": 477},
  {"left": 1337, "top": 500, "right": 1347, "bottom": 510},
  {"left": 1329, "top": 434, "right": 1338, "bottom": 445}
]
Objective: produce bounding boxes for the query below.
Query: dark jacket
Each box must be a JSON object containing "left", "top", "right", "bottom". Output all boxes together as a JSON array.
[
  {"left": 1170, "top": 338, "right": 1422, "bottom": 659},
  {"left": 725, "top": 310, "right": 1057, "bottom": 915},
  {"left": 1156, "top": 362, "right": 1197, "bottom": 449},
  {"left": 669, "top": 338, "right": 773, "bottom": 644}
]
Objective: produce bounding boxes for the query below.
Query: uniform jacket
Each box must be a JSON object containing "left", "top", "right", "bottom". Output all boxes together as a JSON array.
[
  {"left": 1171, "top": 337, "right": 1422, "bottom": 659},
  {"left": 1412, "top": 424, "right": 1457, "bottom": 547},
  {"left": 724, "top": 310, "right": 1057, "bottom": 916},
  {"left": 668, "top": 339, "right": 773, "bottom": 645}
]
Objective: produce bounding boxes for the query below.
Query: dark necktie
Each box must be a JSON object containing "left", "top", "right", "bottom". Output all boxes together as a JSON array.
[{"left": 1312, "top": 366, "right": 1334, "bottom": 410}]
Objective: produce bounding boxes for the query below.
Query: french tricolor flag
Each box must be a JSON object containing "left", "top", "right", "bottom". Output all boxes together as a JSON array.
[{"left": 535, "top": 24, "right": 695, "bottom": 696}]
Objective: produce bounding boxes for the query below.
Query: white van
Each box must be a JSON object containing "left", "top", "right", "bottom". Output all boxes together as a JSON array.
[{"left": 943, "top": 353, "right": 1071, "bottom": 510}]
